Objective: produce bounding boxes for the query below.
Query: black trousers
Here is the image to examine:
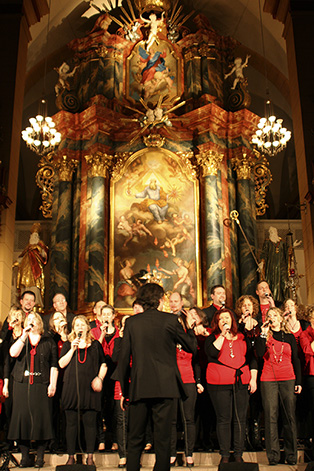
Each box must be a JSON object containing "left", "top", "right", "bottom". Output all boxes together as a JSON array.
[
  {"left": 208, "top": 384, "right": 249, "bottom": 458},
  {"left": 127, "top": 398, "right": 173, "bottom": 471},
  {"left": 65, "top": 409, "right": 97, "bottom": 454},
  {"left": 171, "top": 384, "right": 196, "bottom": 457}
]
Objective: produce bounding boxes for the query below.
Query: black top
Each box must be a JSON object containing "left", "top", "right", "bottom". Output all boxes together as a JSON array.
[
  {"left": 11, "top": 336, "right": 58, "bottom": 383},
  {"left": 60, "top": 340, "right": 106, "bottom": 411}
]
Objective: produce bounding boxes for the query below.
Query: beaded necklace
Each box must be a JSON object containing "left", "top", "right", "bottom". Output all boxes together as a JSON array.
[{"left": 271, "top": 331, "right": 284, "bottom": 363}]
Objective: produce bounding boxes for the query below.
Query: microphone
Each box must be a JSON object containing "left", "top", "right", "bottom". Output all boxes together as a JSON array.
[
  {"left": 264, "top": 293, "right": 272, "bottom": 299},
  {"left": 242, "top": 310, "right": 251, "bottom": 320},
  {"left": 30, "top": 323, "right": 34, "bottom": 328},
  {"left": 284, "top": 310, "right": 291, "bottom": 318},
  {"left": 264, "top": 319, "right": 273, "bottom": 328},
  {"left": 77, "top": 331, "right": 82, "bottom": 339},
  {"left": 223, "top": 322, "right": 230, "bottom": 333},
  {"left": 221, "top": 301, "right": 226, "bottom": 307}
]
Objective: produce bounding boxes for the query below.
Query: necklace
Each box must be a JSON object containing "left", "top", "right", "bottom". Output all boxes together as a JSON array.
[
  {"left": 272, "top": 338, "right": 284, "bottom": 363},
  {"left": 228, "top": 339, "right": 235, "bottom": 358},
  {"left": 29, "top": 338, "right": 40, "bottom": 385},
  {"left": 78, "top": 346, "right": 87, "bottom": 364}
]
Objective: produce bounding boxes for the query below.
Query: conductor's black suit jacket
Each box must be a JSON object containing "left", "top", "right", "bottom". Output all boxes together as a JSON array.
[{"left": 116, "top": 308, "right": 197, "bottom": 402}]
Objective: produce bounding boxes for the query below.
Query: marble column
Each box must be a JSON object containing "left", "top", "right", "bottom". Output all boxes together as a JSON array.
[
  {"left": 197, "top": 150, "right": 224, "bottom": 300},
  {"left": 232, "top": 153, "right": 258, "bottom": 296},
  {"left": 50, "top": 155, "right": 78, "bottom": 302},
  {"left": 85, "top": 152, "right": 112, "bottom": 303},
  {"left": 70, "top": 163, "right": 81, "bottom": 310}
]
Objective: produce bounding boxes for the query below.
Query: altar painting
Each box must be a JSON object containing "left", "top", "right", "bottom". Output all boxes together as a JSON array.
[
  {"left": 126, "top": 40, "right": 181, "bottom": 104},
  {"left": 110, "top": 148, "right": 200, "bottom": 310}
]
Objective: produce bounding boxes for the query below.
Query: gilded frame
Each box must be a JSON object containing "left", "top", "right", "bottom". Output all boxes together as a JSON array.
[{"left": 109, "top": 147, "right": 201, "bottom": 312}]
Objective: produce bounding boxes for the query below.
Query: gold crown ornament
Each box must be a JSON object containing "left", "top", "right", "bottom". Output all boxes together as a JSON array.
[{"left": 134, "top": 0, "right": 172, "bottom": 14}]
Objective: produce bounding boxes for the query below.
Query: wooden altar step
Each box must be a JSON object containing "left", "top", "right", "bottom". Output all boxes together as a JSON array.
[{"left": 7, "top": 451, "right": 311, "bottom": 470}]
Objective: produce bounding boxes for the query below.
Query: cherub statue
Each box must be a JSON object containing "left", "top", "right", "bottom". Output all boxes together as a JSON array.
[
  {"left": 54, "top": 62, "right": 78, "bottom": 96},
  {"left": 224, "top": 55, "right": 250, "bottom": 90},
  {"left": 124, "top": 21, "right": 141, "bottom": 43},
  {"left": 140, "top": 12, "right": 165, "bottom": 52}
]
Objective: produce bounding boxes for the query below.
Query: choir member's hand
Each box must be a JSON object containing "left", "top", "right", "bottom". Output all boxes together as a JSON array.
[
  {"left": 295, "top": 385, "right": 302, "bottom": 394},
  {"left": 47, "top": 383, "right": 56, "bottom": 397},
  {"left": 243, "top": 315, "right": 257, "bottom": 331},
  {"left": 71, "top": 337, "right": 80, "bottom": 351},
  {"left": 248, "top": 377, "right": 257, "bottom": 394},
  {"left": 120, "top": 396, "right": 128, "bottom": 411},
  {"left": 91, "top": 376, "right": 103, "bottom": 392},
  {"left": 196, "top": 383, "right": 204, "bottom": 394},
  {"left": 2, "top": 384, "right": 9, "bottom": 398},
  {"left": 194, "top": 325, "right": 209, "bottom": 336}
]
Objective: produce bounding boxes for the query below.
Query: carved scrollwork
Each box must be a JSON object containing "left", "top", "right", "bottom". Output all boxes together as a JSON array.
[
  {"left": 176, "top": 151, "right": 197, "bottom": 181},
  {"left": 254, "top": 154, "right": 272, "bottom": 216},
  {"left": 55, "top": 155, "right": 79, "bottom": 182},
  {"left": 36, "top": 153, "right": 55, "bottom": 219},
  {"left": 143, "top": 133, "right": 166, "bottom": 148},
  {"left": 110, "top": 153, "right": 132, "bottom": 182}
]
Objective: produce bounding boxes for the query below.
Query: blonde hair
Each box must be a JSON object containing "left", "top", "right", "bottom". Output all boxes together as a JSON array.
[
  {"left": 68, "top": 315, "right": 93, "bottom": 343},
  {"left": 7, "top": 306, "right": 25, "bottom": 325},
  {"left": 266, "top": 307, "right": 289, "bottom": 341},
  {"left": 25, "top": 312, "right": 44, "bottom": 335}
]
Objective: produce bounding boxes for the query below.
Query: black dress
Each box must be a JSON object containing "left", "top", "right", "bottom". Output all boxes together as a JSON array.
[
  {"left": 8, "top": 336, "right": 58, "bottom": 441},
  {"left": 61, "top": 340, "right": 106, "bottom": 411}
]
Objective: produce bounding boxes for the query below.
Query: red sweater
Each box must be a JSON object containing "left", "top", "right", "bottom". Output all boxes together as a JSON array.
[
  {"left": 300, "top": 325, "right": 314, "bottom": 376},
  {"left": 205, "top": 333, "right": 251, "bottom": 385},
  {"left": 176, "top": 347, "right": 195, "bottom": 383}
]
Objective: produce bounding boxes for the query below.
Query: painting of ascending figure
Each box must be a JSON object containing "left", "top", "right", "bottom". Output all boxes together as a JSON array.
[
  {"left": 110, "top": 148, "right": 200, "bottom": 310},
  {"left": 127, "top": 40, "right": 180, "bottom": 104}
]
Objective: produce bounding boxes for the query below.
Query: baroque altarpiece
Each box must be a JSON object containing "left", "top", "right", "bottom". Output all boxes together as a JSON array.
[{"left": 36, "top": 0, "right": 271, "bottom": 312}]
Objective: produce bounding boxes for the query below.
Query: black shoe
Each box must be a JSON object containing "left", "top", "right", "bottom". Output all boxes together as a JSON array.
[
  {"left": 220, "top": 457, "right": 229, "bottom": 464},
  {"left": 234, "top": 456, "right": 243, "bottom": 463},
  {"left": 20, "top": 458, "right": 34, "bottom": 468},
  {"left": 268, "top": 459, "right": 278, "bottom": 466},
  {"left": 34, "top": 459, "right": 44, "bottom": 468},
  {"left": 286, "top": 459, "right": 297, "bottom": 465}
]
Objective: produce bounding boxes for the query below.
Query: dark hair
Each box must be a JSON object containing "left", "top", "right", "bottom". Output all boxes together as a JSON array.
[
  {"left": 256, "top": 279, "right": 269, "bottom": 290},
  {"left": 235, "top": 295, "right": 259, "bottom": 319},
  {"left": 136, "top": 283, "right": 164, "bottom": 310},
  {"left": 20, "top": 290, "right": 36, "bottom": 301},
  {"left": 211, "top": 285, "right": 225, "bottom": 295},
  {"left": 100, "top": 304, "right": 115, "bottom": 315},
  {"left": 132, "top": 299, "right": 144, "bottom": 308},
  {"left": 211, "top": 308, "right": 238, "bottom": 336},
  {"left": 189, "top": 306, "right": 208, "bottom": 327}
]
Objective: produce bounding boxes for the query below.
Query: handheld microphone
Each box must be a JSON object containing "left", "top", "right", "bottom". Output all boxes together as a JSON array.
[
  {"left": 265, "top": 293, "right": 272, "bottom": 299},
  {"left": 284, "top": 310, "right": 291, "bottom": 318},
  {"left": 77, "top": 331, "right": 82, "bottom": 339},
  {"left": 221, "top": 301, "right": 226, "bottom": 307},
  {"left": 30, "top": 323, "right": 34, "bottom": 328}
]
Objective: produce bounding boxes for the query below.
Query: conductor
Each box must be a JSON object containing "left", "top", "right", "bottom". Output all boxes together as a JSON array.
[{"left": 116, "top": 283, "right": 197, "bottom": 471}]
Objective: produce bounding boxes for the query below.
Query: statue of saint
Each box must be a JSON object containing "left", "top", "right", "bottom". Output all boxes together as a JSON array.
[
  {"left": 259, "top": 226, "right": 288, "bottom": 303},
  {"left": 16, "top": 223, "right": 49, "bottom": 305}
]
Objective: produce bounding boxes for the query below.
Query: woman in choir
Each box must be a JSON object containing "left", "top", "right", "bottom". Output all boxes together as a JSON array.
[
  {"left": 235, "top": 295, "right": 260, "bottom": 333},
  {"left": 235, "top": 295, "right": 262, "bottom": 451},
  {"left": 8, "top": 312, "right": 58, "bottom": 467},
  {"left": 48, "top": 311, "right": 69, "bottom": 451},
  {"left": 204, "top": 308, "right": 257, "bottom": 464},
  {"left": 112, "top": 314, "right": 130, "bottom": 468},
  {"left": 170, "top": 309, "right": 204, "bottom": 467},
  {"left": 91, "top": 304, "right": 120, "bottom": 451},
  {"left": 300, "top": 305, "right": 314, "bottom": 456},
  {"left": 59, "top": 315, "right": 107, "bottom": 466},
  {"left": 256, "top": 307, "right": 302, "bottom": 466},
  {"left": 283, "top": 298, "right": 307, "bottom": 346}
]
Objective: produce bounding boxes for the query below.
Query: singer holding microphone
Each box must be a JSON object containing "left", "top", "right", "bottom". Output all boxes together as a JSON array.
[
  {"left": 256, "top": 307, "right": 302, "bottom": 466},
  {"left": 204, "top": 308, "right": 257, "bottom": 464},
  {"left": 7, "top": 312, "right": 58, "bottom": 467},
  {"left": 59, "top": 315, "right": 107, "bottom": 466}
]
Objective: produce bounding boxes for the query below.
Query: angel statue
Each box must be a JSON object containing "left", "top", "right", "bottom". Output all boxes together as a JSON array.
[
  {"left": 140, "top": 11, "right": 165, "bottom": 52},
  {"left": 54, "top": 62, "right": 78, "bottom": 96},
  {"left": 224, "top": 55, "right": 250, "bottom": 90}
]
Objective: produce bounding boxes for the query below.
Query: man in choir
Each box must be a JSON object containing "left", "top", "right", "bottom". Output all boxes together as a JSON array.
[
  {"left": 52, "top": 293, "right": 75, "bottom": 332},
  {"left": 255, "top": 280, "right": 276, "bottom": 325},
  {"left": 202, "top": 285, "right": 226, "bottom": 326},
  {"left": 169, "top": 292, "right": 185, "bottom": 316},
  {"left": 90, "top": 299, "right": 107, "bottom": 329}
]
